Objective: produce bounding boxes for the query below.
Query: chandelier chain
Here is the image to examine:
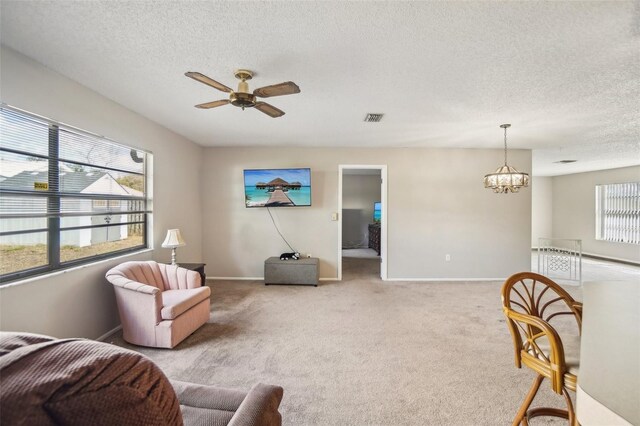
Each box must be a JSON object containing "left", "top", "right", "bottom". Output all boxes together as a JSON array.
[{"left": 503, "top": 125, "right": 508, "bottom": 165}]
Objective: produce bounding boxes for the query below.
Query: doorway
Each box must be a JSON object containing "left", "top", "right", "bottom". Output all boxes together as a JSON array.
[{"left": 338, "top": 165, "right": 387, "bottom": 280}]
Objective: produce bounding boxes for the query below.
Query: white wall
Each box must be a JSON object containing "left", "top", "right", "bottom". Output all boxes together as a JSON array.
[
  {"left": 552, "top": 166, "right": 640, "bottom": 262},
  {"left": 0, "top": 46, "right": 204, "bottom": 339},
  {"left": 202, "top": 147, "right": 532, "bottom": 280},
  {"left": 342, "top": 173, "right": 380, "bottom": 248},
  {"left": 531, "top": 176, "right": 553, "bottom": 247}
]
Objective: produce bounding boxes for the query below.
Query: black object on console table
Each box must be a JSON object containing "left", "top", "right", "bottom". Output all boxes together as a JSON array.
[{"left": 368, "top": 223, "right": 381, "bottom": 256}]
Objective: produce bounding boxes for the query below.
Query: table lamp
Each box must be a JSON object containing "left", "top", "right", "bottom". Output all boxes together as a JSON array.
[{"left": 161, "top": 229, "right": 186, "bottom": 265}]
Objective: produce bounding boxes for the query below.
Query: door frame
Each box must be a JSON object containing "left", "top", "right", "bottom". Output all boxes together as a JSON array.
[{"left": 338, "top": 164, "right": 388, "bottom": 280}]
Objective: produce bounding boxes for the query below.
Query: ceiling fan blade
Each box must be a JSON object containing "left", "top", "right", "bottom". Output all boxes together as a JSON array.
[
  {"left": 185, "top": 71, "right": 233, "bottom": 93},
  {"left": 254, "top": 102, "right": 285, "bottom": 118},
  {"left": 253, "top": 81, "right": 300, "bottom": 98},
  {"left": 195, "top": 99, "right": 230, "bottom": 109}
]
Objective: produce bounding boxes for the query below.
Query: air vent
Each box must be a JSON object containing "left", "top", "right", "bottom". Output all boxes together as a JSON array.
[
  {"left": 554, "top": 160, "right": 578, "bottom": 164},
  {"left": 364, "top": 113, "right": 384, "bottom": 122}
]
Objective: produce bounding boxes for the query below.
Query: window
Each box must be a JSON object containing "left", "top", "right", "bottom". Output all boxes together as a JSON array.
[
  {"left": 595, "top": 182, "right": 640, "bottom": 244},
  {"left": 0, "top": 105, "right": 151, "bottom": 283}
]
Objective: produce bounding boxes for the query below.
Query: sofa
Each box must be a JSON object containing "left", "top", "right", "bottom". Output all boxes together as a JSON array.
[
  {"left": 0, "top": 332, "right": 284, "bottom": 426},
  {"left": 106, "top": 261, "right": 211, "bottom": 348}
]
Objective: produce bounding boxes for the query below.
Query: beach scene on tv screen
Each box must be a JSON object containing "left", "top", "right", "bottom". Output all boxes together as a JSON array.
[{"left": 244, "top": 168, "right": 311, "bottom": 207}]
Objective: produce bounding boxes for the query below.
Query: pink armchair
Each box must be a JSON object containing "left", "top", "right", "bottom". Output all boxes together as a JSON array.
[{"left": 106, "top": 261, "right": 211, "bottom": 348}]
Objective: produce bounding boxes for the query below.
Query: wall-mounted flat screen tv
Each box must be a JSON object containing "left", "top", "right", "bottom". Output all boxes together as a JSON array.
[
  {"left": 244, "top": 168, "right": 311, "bottom": 208},
  {"left": 374, "top": 201, "right": 381, "bottom": 222}
]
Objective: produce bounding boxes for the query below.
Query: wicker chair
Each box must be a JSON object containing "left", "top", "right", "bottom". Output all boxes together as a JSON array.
[{"left": 501, "top": 272, "right": 583, "bottom": 426}]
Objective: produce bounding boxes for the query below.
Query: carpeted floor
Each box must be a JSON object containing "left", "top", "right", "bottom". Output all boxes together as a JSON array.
[{"left": 112, "top": 257, "right": 581, "bottom": 425}]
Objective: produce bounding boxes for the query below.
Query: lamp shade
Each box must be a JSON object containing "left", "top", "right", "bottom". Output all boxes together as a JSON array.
[
  {"left": 483, "top": 165, "right": 530, "bottom": 193},
  {"left": 161, "top": 229, "right": 186, "bottom": 248}
]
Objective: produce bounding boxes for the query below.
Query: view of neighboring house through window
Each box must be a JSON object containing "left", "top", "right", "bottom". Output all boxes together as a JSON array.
[
  {"left": 0, "top": 106, "right": 150, "bottom": 283},
  {"left": 595, "top": 182, "right": 640, "bottom": 244}
]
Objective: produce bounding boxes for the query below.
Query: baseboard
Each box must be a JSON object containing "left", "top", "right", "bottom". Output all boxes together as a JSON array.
[
  {"left": 581, "top": 252, "right": 640, "bottom": 266},
  {"left": 209, "top": 276, "right": 505, "bottom": 282},
  {"left": 209, "top": 276, "right": 337, "bottom": 282},
  {"left": 208, "top": 277, "right": 264, "bottom": 281},
  {"left": 96, "top": 325, "right": 121, "bottom": 342},
  {"left": 532, "top": 248, "right": 640, "bottom": 266},
  {"left": 387, "top": 277, "right": 504, "bottom": 282}
]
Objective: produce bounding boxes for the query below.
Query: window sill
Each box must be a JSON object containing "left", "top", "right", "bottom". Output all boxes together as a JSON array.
[{"left": 0, "top": 248, "right": 153, "bottom": 289}]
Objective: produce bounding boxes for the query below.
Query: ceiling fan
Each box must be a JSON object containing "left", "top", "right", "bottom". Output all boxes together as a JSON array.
[{"left": 185, "top": 69, "right": 300, "bottom": 118}]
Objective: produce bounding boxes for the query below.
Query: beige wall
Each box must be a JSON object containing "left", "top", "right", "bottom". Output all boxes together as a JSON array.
[
  {"left": 0, "top": 47, "right": 203, "bottom": 338},
  {"left": 0, "top": 46, "right": 534, "bottom": 339},
  {"left": 342, "top": 174, "right": 381, "bottom": 248},
  {"left": 552, "top": 166, "right": 640, "bottom": 262},
  {"left": 532, "top": 176, "right": 553, "bottom": 247},
  {"left": 202, "top": 147, "right": 532, "bottom": 280}
]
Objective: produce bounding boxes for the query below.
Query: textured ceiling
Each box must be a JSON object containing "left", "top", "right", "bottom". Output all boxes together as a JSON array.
[{"left": 1, "top": 1, "right": 639, "bottom": 176}]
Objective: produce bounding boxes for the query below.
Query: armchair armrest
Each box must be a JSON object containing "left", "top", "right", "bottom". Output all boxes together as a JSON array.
[
  {"left": 228, "top": 383, "right": 284, "bottom": 426},
  {"left": 170, "top": 380, "right": 284, "bottom": 426},
  {"left": 106, "top": 274, "right": 160, "bottom": 295},
  {"left": 505, "top": 308, "right": 568, "bottom": 393},
  {"left": 105, "top": 272, "right": 163, "bottom": 344}
]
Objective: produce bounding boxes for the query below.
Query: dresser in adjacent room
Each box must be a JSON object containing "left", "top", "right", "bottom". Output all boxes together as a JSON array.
[{"left": 368, "top": 223, "right": 381, "bottom": 255}]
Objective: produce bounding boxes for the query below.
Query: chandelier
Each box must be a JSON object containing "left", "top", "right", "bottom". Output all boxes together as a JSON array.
[{"left": 483, "top": 124, "right": 529, "bottom": 193}]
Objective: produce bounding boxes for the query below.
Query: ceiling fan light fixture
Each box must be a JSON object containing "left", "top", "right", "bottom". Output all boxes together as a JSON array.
[
  {"left": 483, "top": 124, "right": 530, "bottom": 194},
  {"left": 230, "top": 92, "right": 256, "bottom": 109}
]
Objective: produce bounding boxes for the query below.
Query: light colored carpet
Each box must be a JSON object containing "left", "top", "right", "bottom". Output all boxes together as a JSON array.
[
  {"left": 111, "top": 257, "right": 582, "bottom": 425},
  {"left": 342, "top": 248, "right": 380, "bottom": 259}
]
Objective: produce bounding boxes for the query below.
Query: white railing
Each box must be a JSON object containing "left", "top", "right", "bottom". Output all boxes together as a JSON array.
[{"left": 538, "top": 238, "right": 582, "bottom": 285}]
